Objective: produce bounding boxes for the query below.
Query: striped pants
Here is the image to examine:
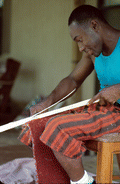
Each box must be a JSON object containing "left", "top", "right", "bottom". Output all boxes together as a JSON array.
[
  {"left": 40, "top": 103, "right": 120, "bottom": 159},
  {"left": 19, "top": 103, "right": 120, "bottom": 159}
]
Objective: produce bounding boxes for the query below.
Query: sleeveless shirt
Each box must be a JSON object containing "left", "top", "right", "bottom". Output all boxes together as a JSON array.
[{"left": 95, "top": 37, "right": 120, "bottom": 104}]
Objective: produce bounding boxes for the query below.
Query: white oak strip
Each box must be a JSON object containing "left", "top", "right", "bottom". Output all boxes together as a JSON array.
[{"left": 0, "top": 98, "right": 99, "bottom": 133}]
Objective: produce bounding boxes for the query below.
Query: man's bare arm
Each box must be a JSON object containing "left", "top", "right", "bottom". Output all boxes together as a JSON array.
[
  {"left": 89, "top": 84, "right": 120, "bottom": 105},
  {"left": 30, "top": 53, "right": 94, "bottom": 115}
]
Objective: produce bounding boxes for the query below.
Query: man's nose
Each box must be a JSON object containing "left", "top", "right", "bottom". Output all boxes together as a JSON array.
[
  {"left": 79, "top": 46, "right": 85, "bottom": 52},
  {"left": 78, "top": 43, "right": 85, "bottom": 52}
]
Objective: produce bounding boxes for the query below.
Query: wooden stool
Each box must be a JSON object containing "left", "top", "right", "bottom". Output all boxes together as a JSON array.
[{"left": 85, "top": 133, "right": 120, "bottom": 183}]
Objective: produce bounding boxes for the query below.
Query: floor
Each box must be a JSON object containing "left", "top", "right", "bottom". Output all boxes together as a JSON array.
[
  {"left": 0, "top": 128, "right": 33, "bottom": 165},
  {"left": 0, "top": 128, "right": 120, "bottom": 183}
]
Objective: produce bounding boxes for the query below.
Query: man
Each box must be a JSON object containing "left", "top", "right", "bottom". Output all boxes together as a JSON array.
[{"left": 19, "top": 5, "right": 120, "bottom": 184}]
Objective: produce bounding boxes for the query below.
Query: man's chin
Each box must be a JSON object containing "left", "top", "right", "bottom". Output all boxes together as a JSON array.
[{"left": 94, "top": 52, "right": 101, "bottom": 57}]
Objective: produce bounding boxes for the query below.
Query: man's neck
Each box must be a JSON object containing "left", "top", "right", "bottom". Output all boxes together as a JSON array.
[{"left": 101, "top": 25, "right": 120, "bottom": 56}]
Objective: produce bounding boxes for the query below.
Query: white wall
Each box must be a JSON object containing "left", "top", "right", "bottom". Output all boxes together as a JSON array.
[
  {"left": 85, "top": 0, "right": 98, "bottom": 7},
  {"left": 2, "top": 0, "right": 73, "bottom": 103},
  {"left": 1, "top": 0, "right": 99, "bottom": 106}
]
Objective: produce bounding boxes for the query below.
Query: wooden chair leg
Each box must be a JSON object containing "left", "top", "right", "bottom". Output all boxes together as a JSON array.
[
  {"left": 96, "top": 142, "right": 113, "bottom": 183},
  {"left": 116, "top": 153, "right": 120, "bottom": 170}
]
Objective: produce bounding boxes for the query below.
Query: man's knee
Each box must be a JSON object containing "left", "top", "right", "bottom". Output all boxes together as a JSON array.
[{"left": 45, "top": 115, "right": 63, "bottom": 129}]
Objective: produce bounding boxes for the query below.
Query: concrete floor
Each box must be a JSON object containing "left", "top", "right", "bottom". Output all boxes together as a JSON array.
[
  {"left": 0, "top": 128, "right": 120, "bottom": 183},
  {"left": 0, "top": 128, "right": 33, "bottom": 165}
]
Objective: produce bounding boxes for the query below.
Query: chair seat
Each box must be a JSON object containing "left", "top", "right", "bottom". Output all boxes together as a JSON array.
[{"left": 95, "top": 133, "right": 120, "bottom": 142}]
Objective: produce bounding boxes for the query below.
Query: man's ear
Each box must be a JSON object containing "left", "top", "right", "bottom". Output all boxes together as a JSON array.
[{"left": 90, "top": 20, "right": 99, "bottom": 32}]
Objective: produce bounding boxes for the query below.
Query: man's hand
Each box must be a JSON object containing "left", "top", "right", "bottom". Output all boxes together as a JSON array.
[
  {"left": 30, "top": 100, "right": 49, "bottom": 116},
  {"left": 88, "top": 84, "right": 120, "bottom": 105}
]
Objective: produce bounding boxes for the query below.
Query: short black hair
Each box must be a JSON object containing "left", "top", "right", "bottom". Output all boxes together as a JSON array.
[{"left": 68, "top": 5, "right": 108, "bottom": 26}]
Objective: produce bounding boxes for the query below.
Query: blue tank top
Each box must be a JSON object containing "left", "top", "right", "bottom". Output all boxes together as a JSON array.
[{"left": 95, "top": 37, "right": 120, "bottom": 104}]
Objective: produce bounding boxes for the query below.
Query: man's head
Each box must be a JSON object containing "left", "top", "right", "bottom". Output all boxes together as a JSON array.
[
  {"left": 68, "top": 5, "right": 107, "bottom": 26},
  {"left": 68, "top": 5, "right": 108, "bottom": 57}
]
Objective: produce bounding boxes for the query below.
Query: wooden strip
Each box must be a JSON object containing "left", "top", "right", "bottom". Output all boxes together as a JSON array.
[
  {"left": 0, "top": 98, "right": 99, "bottom": 133},
  {"left": 32, "top": 88, "right": 76, "bottom": 116}
]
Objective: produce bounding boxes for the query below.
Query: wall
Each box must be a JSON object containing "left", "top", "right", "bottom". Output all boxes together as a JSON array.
[
  {"left": 1, "top": 0, "right": 99, "bottom": 107},
  {"left": 2, "top": 0, "right": 11, "bottom": 54},
  {"left": 85, "top": 0, "right": 98, "bottom": 7},
  {"left": 104, "top": 0, "right": 120, "bottom": 6},
  {"left": 103, "top": 6, "right": 120, "bottom": 30},
  {"left": 2, "top": 0, "right": 73, "bottom": 104}
]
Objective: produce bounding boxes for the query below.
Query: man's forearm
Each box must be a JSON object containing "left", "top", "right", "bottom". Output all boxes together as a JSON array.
[
  {"left": 46, "top": 76, "right": 78, "bottom": 106},
  {"left": 30, "top": 75, "right": 82, "bottom": 115}
]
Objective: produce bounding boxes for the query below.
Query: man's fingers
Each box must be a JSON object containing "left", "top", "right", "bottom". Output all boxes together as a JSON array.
[
  {"left": 30, "top": 105, "right": 41, "bottom": 116},
  {"left": 30, "top": 103, "right": 49, "bottom": 116},
  {"left": 99, "top": 98, "right": 106, "bottom": 106},
  {"left": 30, "top": 108, "right": 37, "bottom": 116},
  {"left": 88, "top": 93, "right": 100, "bottom": 105}
]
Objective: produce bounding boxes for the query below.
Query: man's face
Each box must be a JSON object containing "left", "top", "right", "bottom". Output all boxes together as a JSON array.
[{"left": 69, "top": 21, "right": 102, "bottom": 57}]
